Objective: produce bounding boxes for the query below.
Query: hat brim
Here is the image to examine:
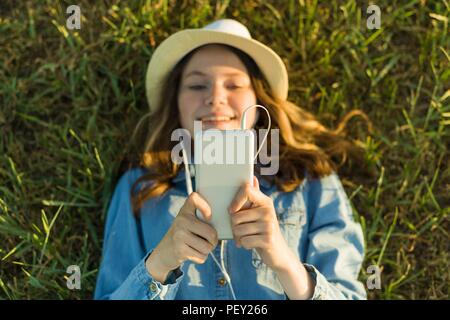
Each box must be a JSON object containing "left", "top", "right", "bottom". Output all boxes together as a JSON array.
[{"left": 145, "top": 29, "right": 288, "bottom": 111}]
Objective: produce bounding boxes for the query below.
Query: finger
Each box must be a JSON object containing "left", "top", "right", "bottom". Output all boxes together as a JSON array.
[
  {"left": 182, "top": 192, "right": 212, "bottom": 221},
  {"left": 185, "top": 232, "right": 215, "bottom": 256},
  {"left": 239, "top": 234, "right": 265, "bottom": 250},
  {"left": 230, "top": 207, "right": 264, "bottom": 226},
  {"left": 233, "top": 221, "right": 267, "bottom": 239},
  {"left": 183, "top": 243, "right": 208, "bottom": 264},
  {"left": 228, "top": 182, "right": 262, "bottom": 214},
  {"left": 187, "top": 217, "right": 218, "bottom": 246}
]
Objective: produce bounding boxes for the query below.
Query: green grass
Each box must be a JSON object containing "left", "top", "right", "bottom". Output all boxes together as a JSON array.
[{"left": 0, "top": 0, "right": 448, "bottom": 299}]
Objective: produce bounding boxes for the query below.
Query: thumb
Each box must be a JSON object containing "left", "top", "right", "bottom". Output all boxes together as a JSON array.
[
  {"left": 182, "top": 192, "right": 212, "bottom": 221},
  {"left": 253, "top": 175, "right": 260, "bottom": 190}
]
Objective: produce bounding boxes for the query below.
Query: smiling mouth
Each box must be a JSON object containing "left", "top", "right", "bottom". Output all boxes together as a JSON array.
[{"left": 198, "top": 116, "right": 237, "bottom": 122}]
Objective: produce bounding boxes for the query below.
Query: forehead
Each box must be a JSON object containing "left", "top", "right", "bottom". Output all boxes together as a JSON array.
[{"left": 182, "top": 45, "right": 249, "bottom": 77}]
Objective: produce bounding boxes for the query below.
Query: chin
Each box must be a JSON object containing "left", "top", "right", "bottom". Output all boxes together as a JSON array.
[{"left": 202, "top": 120, "right": 239, "bottom": 130}]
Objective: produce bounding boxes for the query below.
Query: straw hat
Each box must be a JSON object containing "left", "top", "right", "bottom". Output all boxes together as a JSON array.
[{"left": 145, "top": 19, "right": 288, "bottom": 111}]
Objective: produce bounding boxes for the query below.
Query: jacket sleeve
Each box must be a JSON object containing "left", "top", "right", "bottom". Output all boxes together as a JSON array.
[
  {"left": 304, "top": 173, "right": 367, "bottom": 300},
  {"left": 94, "top": 169, "right": 185, "bottom": 300}
]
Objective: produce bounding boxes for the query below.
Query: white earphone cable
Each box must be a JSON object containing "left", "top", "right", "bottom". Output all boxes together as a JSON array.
[
  {"left": 180, "top": 104, "right": 272, "bottom": 300},
  {"left": 181, "top": 143, "right": 237, "bottom": 300},
  {"left": 240, "top": 104, "right": 271, "bottom": 161}
]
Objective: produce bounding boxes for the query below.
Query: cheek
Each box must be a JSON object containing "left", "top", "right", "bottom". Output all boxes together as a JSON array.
[
  {"left": 233, "top": 93, "right": 258, "bottom": 117},
  {"left": 178, "top": 92, "right": 199, "bottom": 127},
  {"left": 235, "top": 90, "right": 257, "bottom": 106}
]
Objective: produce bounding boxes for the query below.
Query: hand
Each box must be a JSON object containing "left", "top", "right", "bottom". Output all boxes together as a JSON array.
[
  {"left": 146, "top": 192, "right": 218, "bottom": 282},
  {"left": 228, "top": 176, "right": 292, "bottom": 271}
]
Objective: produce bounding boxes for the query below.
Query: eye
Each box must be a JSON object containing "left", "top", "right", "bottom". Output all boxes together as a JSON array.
[
  {"left": 228, "top": 84, "right": 243, "bottom": 90},
  {"left": 188, "top": 85, "right": 206, "bottom": 90}
]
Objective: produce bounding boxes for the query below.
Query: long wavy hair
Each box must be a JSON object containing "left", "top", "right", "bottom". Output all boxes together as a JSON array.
[{"left": 127, "top": 44, "right": 372, "bottom": 214}]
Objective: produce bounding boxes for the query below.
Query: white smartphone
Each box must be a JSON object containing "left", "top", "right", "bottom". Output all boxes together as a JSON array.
[{"left": 194, "top": 129, "right": 254, "bottom": 239}]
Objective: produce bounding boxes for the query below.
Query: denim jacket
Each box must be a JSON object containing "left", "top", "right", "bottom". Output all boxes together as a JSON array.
[{"left": 94, "top": 166, "right": 367, "bottom": 300}]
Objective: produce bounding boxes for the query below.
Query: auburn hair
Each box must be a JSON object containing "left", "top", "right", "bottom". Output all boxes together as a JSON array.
[{"left": 126, "top": 44, "right": 371, "bottom": 214}]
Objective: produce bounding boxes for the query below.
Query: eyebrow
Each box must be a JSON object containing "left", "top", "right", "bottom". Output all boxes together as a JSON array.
[{"left": 183, "top": 70, "right": 247, "bottom": 79}]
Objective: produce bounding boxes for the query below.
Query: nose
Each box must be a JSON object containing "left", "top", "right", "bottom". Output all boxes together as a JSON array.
[{"left": 204, "top": 83, "right": 227, "bottom": 107}]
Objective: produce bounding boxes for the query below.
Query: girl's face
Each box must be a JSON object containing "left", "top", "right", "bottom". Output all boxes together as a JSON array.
[{"left": 178, "top": 44, "right": 258, "bottom": 136}]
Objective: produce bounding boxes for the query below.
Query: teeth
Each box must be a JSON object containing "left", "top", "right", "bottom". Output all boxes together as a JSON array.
[{"left": 201, "top": 116, "right": 233, "bottom": 121}]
